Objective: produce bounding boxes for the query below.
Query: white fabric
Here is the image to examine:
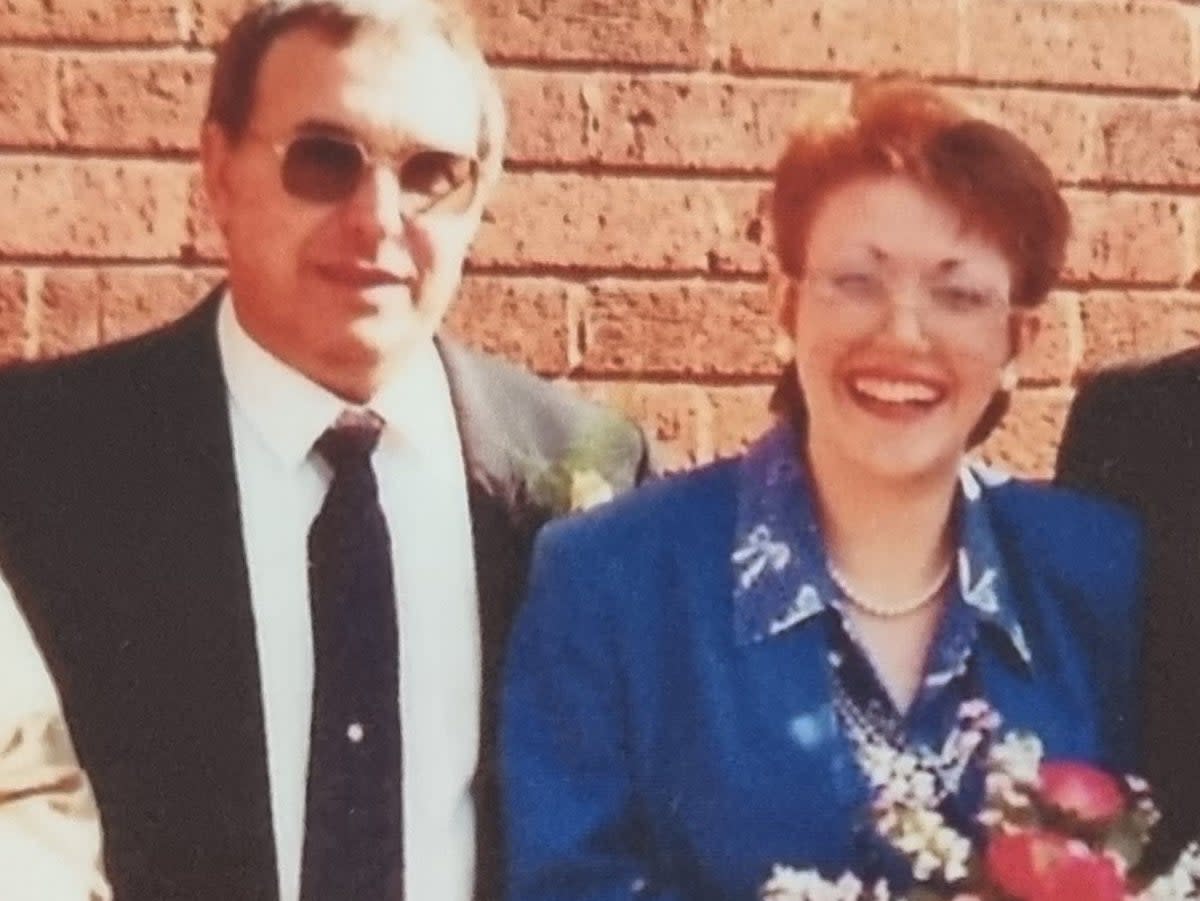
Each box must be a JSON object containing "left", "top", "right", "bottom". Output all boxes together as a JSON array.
[
  {"left": 0, "top": 576, "right": 110, "bottom": 901},
  {"left": 218, "top": 295, "right": 480, "bottom": 901}
]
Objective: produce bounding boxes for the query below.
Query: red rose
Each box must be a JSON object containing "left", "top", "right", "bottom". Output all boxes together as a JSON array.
[
  {"left": 1039, "top": 761, "right": 1126, "bottom": 824},
  {"left": 1032, "top": 849, "right": 1125, "bottom": 901},
  {"left": 986, "top": 827, "right": 1128, "bottom": 900},
  {"left": 985, "top": 829, "right": 1063, "bottom": 899}
]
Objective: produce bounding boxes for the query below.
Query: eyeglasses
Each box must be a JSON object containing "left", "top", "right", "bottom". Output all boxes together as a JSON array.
[
  {"left": 801, "top": 268, "right": 1011, "bottom": 342},
  {"left": 254, "top": 130, "right": 481, "bottom": 214}
]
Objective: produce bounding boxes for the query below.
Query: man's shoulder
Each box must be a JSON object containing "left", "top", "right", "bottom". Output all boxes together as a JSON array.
[
  {"left": 1058, "top": 346, "right": 1200, "bottom": 498},
  {"left": 438, "top": 339, "right": 648, "bottom": 468},
  {"left": 0, "top": 297, "right": 216, "bottom": 407},
  {"left": 989, "top": 476, "right": 1140, "bottom": 549},
  {"left": 0, "top": 299, "right": 219, "bottom": 473},
  {"left": 987, "top": 476, "right": 1142, "bottom": 598},
  {"left": 442, "top": 341, "right": 610, "bottom": 419},
  {"left": 1077, "top": 345, "right": 1200, "bottom": 408}
]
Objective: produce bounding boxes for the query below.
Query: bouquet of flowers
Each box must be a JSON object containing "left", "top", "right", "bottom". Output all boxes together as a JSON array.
[{"left": 762, "top": 700, "right": 1200, "bottom": 900}]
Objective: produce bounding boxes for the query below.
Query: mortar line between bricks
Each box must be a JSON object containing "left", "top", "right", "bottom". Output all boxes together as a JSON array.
[
  {"left": 0, "top": 46, "right": 1193, "bottom": 101},
  {"left": 9, "top": 148, "right": 1200, "bottom": 193},
  {"left": 564, "top": 286, "right": 587, "bottom": 372},
  {"left": 463, "top": 265, "right": 768, "bottom": 282},
  {"left": 463, "top": 271, "right": 766, "bottom": 287},
  {"left": 956, "top": 0, "right": 971, "bottom": 77},
  {"left": 0, "top": 44, "right": 215, "bottom": 60},
  {"left": 3, "top": 265, "right": 765, "bottom": 286},
  {"left": 1184, "top": 0, "right": 1200, "bottom": 93},
  {"left": 576, "top": 370, "right": 786, "bottom": 383},
  {"left": 500, "top": 63, "right": 1198, "bottom": 105},
  {"left": 499, "top": 160, "right": 772, "bottom": 181},
  {"left": 172, "top": 3, "right": 195, "bottom": 46},
  {"left": 0, "top": 255, "right": 226, "bottom": 267},
  {"left": 1072, "top": 286, "right": 1200, "bottom": 300},
  {"left": 0, "top": 261, "right": 1191, "bottom": 294},
  {"left": 1181, "top": 198, "right": 1200, "bottom": 285},
  {"left": 20, "top": 267, "right": 43, "bottom": 360},
  {"left": 1070, "top": 180, "right": 1200, "bottom": 196},
  {"left": 1059, "top": 293, "right": 1085, "bottom": 379},
  {"left": 0, "top": 260, "right": 226, "bottom": 274},
  {"left": 490, "top": 59, "right": 1197, "bottom": 99},
  {"left": 46, "top": 56, "right": 66, "bottom": 145},
  {"left": 0, "top": 147, "right": 199, "bottom": 162},
  {"left": 0, "top": 39, "right": 214, "bottom": 52},
  {"left": 731, "top": 75, "right": 1195, "bottom": 101},
  {"left": 692, "top": 385, "right": 716, "bottom": 464},
  {"left": 569, "top": 374, "right": 775, "bottom": 389},
  {"left": 1060, "top": 279, "right": 1194, "bottom": 292}
]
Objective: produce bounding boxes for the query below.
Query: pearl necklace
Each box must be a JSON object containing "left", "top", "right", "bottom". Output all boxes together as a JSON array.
[{"left": 828, "top": 560, "right": 954, "bottom": 619}]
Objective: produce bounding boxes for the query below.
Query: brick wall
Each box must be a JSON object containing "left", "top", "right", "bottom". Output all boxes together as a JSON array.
[{"left": 2, "top": 0, "right": 1200, "bottom": 474}]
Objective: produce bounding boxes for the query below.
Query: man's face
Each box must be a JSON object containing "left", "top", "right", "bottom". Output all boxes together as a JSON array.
[{"left": 203, "top": 25, "right": 486, "bottom": 402}]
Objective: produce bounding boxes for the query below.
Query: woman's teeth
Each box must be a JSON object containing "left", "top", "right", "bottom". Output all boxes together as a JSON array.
[{"left": 851, "top": 376, "right": 941, "bottom": 404}]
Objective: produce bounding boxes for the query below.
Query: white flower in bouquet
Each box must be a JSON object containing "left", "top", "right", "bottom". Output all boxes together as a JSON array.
[
  {"left": 762, "top": 699, "right": 1200, "bottom": 900},
  {"left": 876, "top": 803, "right": 972, "bottom": 884},
  {"left": 986, "top": 732, "right": 1042, "bottom": 787},
  {"left": 1136, "top": 842, "right": 1200, "bottom": 900},
  {"left": 761, "top": 865, "right": 891, "bottom": 901}
]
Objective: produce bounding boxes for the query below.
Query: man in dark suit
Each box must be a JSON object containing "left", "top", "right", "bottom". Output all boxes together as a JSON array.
[
  {"left": 1057, "top": 354, "right": 1200, "bottom": 859},
  {"left": 0, "top": 2, "right": 650, "bottom": 900}
]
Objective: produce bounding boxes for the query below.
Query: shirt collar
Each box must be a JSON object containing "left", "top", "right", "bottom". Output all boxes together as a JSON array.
[
  {"left": 217, "top": 291, "right": 453, "bottom": 468},
  {"left": 730, "top": 421, "right": 1033, "bottom": 668}
]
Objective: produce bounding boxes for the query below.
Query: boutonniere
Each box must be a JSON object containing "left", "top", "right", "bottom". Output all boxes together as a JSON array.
[
  {"left": 567, "top": 468, "right": 615, "bottom": 512},
  {"left": 520, "top": 417, "right": 627, "bottom": 516}
]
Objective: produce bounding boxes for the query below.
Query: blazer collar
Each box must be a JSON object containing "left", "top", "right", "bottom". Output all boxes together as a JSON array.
[
  {"left": 730, "top": 422, "right": 1033, "bottom": 671},
  {"left": 435, "top": 337, "right": 526, "bottom": 507}
]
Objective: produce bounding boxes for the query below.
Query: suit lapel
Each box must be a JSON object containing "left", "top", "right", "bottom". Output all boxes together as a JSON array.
[
  {"left": 436, "top": 337, "right": 537, "bottom": 637},
  {"left": 436, "top": 338, "right": 540, "bottom": 899},
  {"left": 134, "top": 298, "right": 278, "bottom": 900}
]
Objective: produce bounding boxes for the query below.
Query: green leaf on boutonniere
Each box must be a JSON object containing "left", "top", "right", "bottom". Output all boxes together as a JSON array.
[{"left": 521, "top": 417, "right": 625, "bottom": 515}]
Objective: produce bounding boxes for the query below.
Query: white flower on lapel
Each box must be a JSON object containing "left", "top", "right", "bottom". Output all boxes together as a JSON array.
[
  {"left": 731, "top": 524, "right": 791, "bottom": 591},
  {"left": 569, "top": 468, "right": 615, "bottom": 512},
  {"left": 519, "top": 416, "right": 630, "bottom": 515}
]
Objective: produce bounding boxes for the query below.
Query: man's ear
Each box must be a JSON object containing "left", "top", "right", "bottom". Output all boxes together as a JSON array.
[{"left": 199, "top": 121, "right": 233, "bottom": 234}]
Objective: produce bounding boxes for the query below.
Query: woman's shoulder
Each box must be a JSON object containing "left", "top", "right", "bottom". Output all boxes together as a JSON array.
[
  {"left": 977, "top": 467, "right": 1142, "bottom": 607},
  {"left": 538, "top": 455, "right": 741, "bottom": 553},
  {"left": 982, "top": 469, "right": 1140, "bottom": 545}
]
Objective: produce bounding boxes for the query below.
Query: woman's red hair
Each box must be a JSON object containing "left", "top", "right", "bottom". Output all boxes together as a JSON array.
[{"left": 771, "top": 77, "right": 1070, "bottom": 308}]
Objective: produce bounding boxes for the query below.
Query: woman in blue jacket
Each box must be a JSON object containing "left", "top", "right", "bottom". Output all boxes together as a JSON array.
[{"left": 502, "top": 77, "right": 1141, "bottom": 901}]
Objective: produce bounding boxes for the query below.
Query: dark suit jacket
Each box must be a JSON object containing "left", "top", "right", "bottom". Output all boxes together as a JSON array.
[
  {"left": 0, "top": 291, "right": 651, "bottom": 901},
  {"left": 1057, "top": 348, "right": 1200, "bottom": 859}
]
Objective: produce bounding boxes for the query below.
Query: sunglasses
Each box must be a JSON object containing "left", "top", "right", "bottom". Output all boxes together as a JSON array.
[{"left": 259, "top": 131, "right": 481, "bottom": 213}]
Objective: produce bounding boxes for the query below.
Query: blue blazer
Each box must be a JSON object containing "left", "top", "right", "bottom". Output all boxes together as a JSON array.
[{"left": 502, "top": 433, "right": 1142, "bottom": 901}]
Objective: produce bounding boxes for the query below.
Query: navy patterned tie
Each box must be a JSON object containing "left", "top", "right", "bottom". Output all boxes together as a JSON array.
[{"left": 300, "top": 414, "right": 404, "bottom": 901}]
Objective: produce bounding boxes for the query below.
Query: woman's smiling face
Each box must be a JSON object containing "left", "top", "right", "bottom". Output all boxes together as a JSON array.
[{"left": 787, "top": 173, "right": 1025, "bottom": 485}]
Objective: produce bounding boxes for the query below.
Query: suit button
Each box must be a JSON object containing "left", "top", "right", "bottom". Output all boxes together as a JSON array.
[{"left": 347, "top": 722, "right": 365, "bottom": 743}]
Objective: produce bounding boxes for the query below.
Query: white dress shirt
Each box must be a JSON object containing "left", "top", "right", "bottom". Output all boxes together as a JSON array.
[{"left": 217, "top": 297, "right": 480, "bottom": 901}]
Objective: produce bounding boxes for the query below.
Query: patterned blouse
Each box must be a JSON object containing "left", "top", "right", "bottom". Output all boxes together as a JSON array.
[{"left": 730, "top": 423, "right": 1036, "bottom": 864}]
